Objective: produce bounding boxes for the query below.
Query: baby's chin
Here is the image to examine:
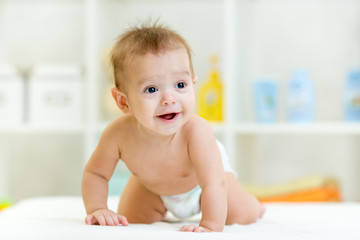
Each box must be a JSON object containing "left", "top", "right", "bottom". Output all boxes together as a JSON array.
[{"left": 139, "top": 122, "right": 181, "bottom": 137}]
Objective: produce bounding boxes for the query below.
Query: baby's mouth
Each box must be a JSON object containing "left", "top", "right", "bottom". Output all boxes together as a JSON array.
[{"left": 157, "top": 113, "right": 178, "bottom": 120}]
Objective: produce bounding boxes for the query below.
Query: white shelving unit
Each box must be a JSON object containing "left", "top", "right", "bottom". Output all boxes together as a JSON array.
[
  {"left": 228, "top": 0, "right": 360, "bottom": 202},
  {"left": 1, "top": 0, "right": 359, "bottom": 201}
]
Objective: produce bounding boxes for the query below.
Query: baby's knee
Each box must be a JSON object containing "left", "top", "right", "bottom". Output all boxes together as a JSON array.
[
  {"left": 226, "top": 204, "right": 264, "bottom": 225},
  {"left": 226, "top": 213, "right": 259, "bottom": 225}
]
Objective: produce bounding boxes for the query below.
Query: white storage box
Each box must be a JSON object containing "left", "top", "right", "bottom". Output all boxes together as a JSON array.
[
  {"left": 29, "top": 65, "right": 83, "bottom": 126},
  {"left": 0, "top": 66, "right": 24, "bottom": 126}
]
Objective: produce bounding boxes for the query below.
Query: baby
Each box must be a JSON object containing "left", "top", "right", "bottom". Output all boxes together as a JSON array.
[{"left": 81, "top": 22, "right": 264, "bottom": 232}]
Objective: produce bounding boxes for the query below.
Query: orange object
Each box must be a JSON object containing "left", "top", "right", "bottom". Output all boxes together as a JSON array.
[
  {"left": 244, "top": 176, "right": 342, "bottom": 203},
  {"left": 259, "top": 187, "right": 342, "bottom": 202}
]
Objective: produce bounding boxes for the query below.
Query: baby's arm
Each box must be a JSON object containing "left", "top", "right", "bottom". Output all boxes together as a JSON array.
[
  {"left": 81, "top": 124, "right": 128, "bottom": 226},
  {"left": 186, "top": 118, "right": 227, "bottom": 232}
]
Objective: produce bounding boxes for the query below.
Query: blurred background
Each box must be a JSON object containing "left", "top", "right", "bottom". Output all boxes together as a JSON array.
[{"left": 0, "top": 0, "right": 360, "bottom": 206}]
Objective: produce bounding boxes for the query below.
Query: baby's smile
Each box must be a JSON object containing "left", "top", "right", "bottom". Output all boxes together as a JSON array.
[{"left": 157, "top": 112, "right": 179, "bottom": 122}]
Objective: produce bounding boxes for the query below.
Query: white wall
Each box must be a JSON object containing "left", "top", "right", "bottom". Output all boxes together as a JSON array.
[
  {"left": 0, "top": 0, "right": 359, "bottom": 202},
  {"left": 0, "top": 0, "right": 85, "bottom": 66}
]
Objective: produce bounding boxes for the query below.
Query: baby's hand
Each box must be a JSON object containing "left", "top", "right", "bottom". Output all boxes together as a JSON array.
[
  {"left": 180, "top": 225, "right": 212, "bottom": 232},
  {"left": 85, "top": 209, "right": 128, "bottom": 226}
]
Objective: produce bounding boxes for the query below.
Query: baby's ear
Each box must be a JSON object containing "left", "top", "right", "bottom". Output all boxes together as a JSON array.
[
  {"left": 192, "top": 76, "right": 197, "bottom": 85},
  {"left": 111, "top": 87, "right": 130, "bottom": 114}
]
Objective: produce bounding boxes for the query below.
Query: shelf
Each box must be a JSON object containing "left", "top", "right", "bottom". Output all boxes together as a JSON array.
[{"left": 234, "top": 122, "right": 360, "bottom": 135}]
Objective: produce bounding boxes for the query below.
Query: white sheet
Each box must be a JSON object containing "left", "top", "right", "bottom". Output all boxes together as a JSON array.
[{"left": 0, "top": 196, "right": 359, "bottom": 240}]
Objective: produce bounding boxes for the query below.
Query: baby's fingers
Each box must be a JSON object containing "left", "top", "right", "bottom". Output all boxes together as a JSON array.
[
  {"left": 85, "top": 211, "right": 128, "bottom": 226},
  {"left": 85, "top": 213, "right": 107, "bottom": 226},
  {"left": 117, "top": 215, "right": 129, "bottom": 226},
  {"left": 180, "top": 225, "right": 200, "bottom": 232},
  {"left": 194, "top": 226, "right": 208, "bottom": 232},
  {"left": 110, "top": 214, "right": 120, "bottom": 226},
  {"left": 85, "top": 215, "right": 94, "bottom": 225},
  {"left": 180, "top": 225, "right": 195, "bottom": 232},
  {"left": 94, "top": 214, "right": 107, "bottom": 226},
  {"left": 108, "top": 213, "right": 128, "bottom": 226},
  {"left": 180, "top": 225, "right": 210, "bottom": 232},
  {"left": 103, "top": 212, "right": 116, "bottom": 226},
  {"left": 85, "top": 214, "right": 104, "bottom": 225}
]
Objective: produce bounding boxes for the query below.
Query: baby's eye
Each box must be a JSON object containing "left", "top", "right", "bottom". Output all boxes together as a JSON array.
[
  {"left": 145, "top": 87, "right": 158, "bottom": 93},
  {"left": 176, "top": 82, "right": 186, "bottom": 89}
]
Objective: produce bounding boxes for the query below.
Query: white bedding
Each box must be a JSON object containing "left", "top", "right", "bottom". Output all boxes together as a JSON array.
[{"left": 0, "top": 196, "right": 359, "bottom": 240}]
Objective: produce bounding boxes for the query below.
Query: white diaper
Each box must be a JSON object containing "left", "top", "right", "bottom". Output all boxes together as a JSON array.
[
  {"left": 160, "top": 140, "right": 236, "bottom": 219},
  {"left": 216, "top": 140, "right": 237, "bottom": 177},
  {"left": 161, "top": 185, "right": 202, "bottom": 219}
]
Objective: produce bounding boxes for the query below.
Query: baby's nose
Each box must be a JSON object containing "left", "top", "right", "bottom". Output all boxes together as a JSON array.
[{"left": 161, "top": 92, "right": 177, "bottom": 105}]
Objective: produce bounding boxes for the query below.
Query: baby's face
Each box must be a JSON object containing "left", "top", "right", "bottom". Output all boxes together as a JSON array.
[{"left": 124, "top": 47, "right": 196, "bottom": 136}]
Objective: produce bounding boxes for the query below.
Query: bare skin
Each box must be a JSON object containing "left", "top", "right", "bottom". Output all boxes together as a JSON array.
[{"left": 81, "top": 48, "right": 264, "bottom": 232}]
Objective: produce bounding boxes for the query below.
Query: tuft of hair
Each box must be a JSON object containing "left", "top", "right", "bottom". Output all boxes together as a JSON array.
[{"left": 110, "top": 20, "right": 194, "bottom": 90}]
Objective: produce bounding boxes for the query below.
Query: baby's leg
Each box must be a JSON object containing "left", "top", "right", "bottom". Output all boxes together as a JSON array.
[
  {"left": 225, "top": 173, "right": 265, "bottom": 225},
  {"left": 117, "top": 175, "right": 167, "bottom": 224}
]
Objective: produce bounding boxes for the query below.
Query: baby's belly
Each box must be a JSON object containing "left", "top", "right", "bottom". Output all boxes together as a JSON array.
[{"left": 134, "top": 170, "right": 199, "bottom": 196}]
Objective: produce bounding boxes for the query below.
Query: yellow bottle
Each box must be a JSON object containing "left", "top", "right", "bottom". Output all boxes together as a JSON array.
[{"left": 198, "top": 56, "right": 223, "bottom": 122}]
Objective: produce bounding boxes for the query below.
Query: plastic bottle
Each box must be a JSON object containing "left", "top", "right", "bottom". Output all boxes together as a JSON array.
[
  {"left": 286, "top": 69, "right": 316, "bottom": 122},
  {"left": 344, "top": 69, "right": 360, "bottom": 121},
  {"left": 198, "top": 56, "right": 223, "bottom": 122},
  {"left": 253, "top": 78, "right": 278, "bottom": 123}
]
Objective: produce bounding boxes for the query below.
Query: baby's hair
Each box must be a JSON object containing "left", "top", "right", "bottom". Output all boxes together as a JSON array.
[{"left": 110, "top": 20, "right": 194, "bottom": 91}]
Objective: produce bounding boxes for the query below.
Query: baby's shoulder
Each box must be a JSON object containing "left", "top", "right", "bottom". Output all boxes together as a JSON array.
[
  {"left": 102, "top": 114, "right": 133, "bottom": 139},
  {"left": 182, "top": 115, "right": 217, "bottom": 151},
  {"left": 183, "top": 114, "right": 213, "bottom": 137}
]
